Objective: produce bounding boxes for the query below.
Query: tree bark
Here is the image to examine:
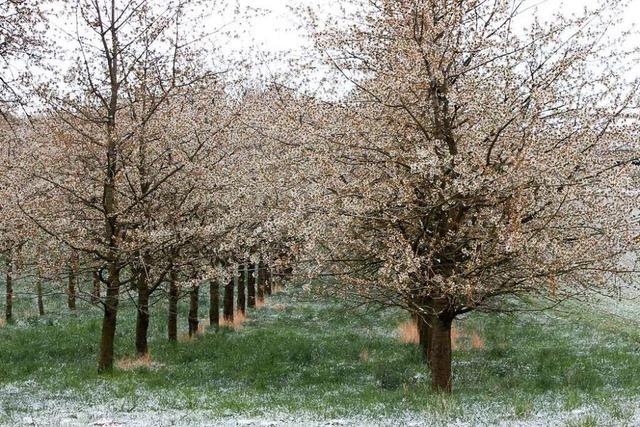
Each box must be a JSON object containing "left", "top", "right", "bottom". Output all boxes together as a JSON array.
[
  {"left": 96, "top": 8, "right": 122, "bottom": 373},
  {"left": 416, "top": 314, "right": 432, "bottom": 365},
  {"left": 265, "top": 264, "right": 272, "bottom": 296},
  {"left": 36, "top": 278, "right": 45, "bottom": 316},
  {"left": 257, "top": 260, "right": 265, "bottom": 304},
  {"left": 97, "top": 263, "right": 120, "bottom": 373},
  {"left": 168, "top": 266, "right": 178, "bottom": 342},
  {"left": 430, "top": 313, "right": 453, "bottom": 393},
  {"left": 188, "top": 285, "right": 199, "bottom": 337},
  {"left": 92, "top": 270, "right": 101, "bottom": 304},
  {"left": 237, "top": 264, "right": 246, "bottom": 314},
  {"left": 67, "top": 251, "right": 78, "bottom": 311},
  {"left": 283, "top": 265, "right": 293, "bottom": 281},
  {"left": 247, "top": 262, "right": 256, "bottom": 308},
  {"left": 223, "top": 276, "right": 234, "bottom": 323},
  {"left": 209, "top": 280, "right": 219, "bottom": 330},
  {"left": 135, "top": 270, "right": 150, "bottom": 356},
  {"left": 5, "top": 254, "right": 12, "bottom": 323}
]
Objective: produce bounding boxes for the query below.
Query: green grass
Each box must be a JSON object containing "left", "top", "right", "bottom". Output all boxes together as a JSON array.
[{"left": 1, "top": 278, "right": 640, "bottom": 425}]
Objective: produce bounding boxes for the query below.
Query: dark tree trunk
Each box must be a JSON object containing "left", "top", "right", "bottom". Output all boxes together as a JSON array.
[
  {"left": 223, "top": 276, "right": 234, "bottom": 323},
  {"left": 67, "top": 272, "right": 76, "bottom": 311},
  {"left": 237, "top": 264, "right": 246, "bottom": 314},
  {"left": 257, "top": 260, "right": 265, "bottom": 304},
  {"left": 97, "top": 38, "right": 121, "bottom": 373},
  {"left": 67, "top": 252, "right": 78, "bottom": 311},
  {"left": 283, "top": 265, "right": 293, "bottom": 280},
  {"left": 92, "top": 270, "right": 101, "bottom": 304},
  {"left": 416, "top": 314, "right": 432, "bottom": 365},
  {"left": 265, "top": 265, "right": 272, "bottom": 296},
  {"left": 430, "top": 313, "right": 453, "bottom": 393},
  {"left": 5, "top": 255, "right": 12, "bottom": 323},
  {"left": 135, "top": 271, "right": 150, "bottom": 356},
  {"left": 247, "top": 263, "right": 256, "bottom": 308},
  {"left": 168, "top": 267, "right": 178, "bottom": 342},
  {"left": 97, "top": 263, "right": 120, "bottom": 373},
  {"left": 36, "top": 278, "right": 45, "bottom": 316},
  {"left": 209, "top": 280, "right": 219, "bottom": 330},
  {"left": 188, "top": 285, "right": 199, "bottom": 337}
]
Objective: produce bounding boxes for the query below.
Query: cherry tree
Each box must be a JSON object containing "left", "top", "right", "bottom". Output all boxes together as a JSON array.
[
  {"left": 0, "top": 0, "right": 48, "bottom": 319},
  {"left": 0, "top": 0, "right": 47, "bottom": 119},
  {"left": 16, "top": 0, "right": 236, "bottom": 371},
  {"left": 301, "top": 0, "right": 640, "bottom": 392}
]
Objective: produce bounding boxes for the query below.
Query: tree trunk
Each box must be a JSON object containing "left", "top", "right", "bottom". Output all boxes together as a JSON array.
[
  {"left": 97, "top": 263, "right": 120, "bottom": 373},
  {"left": 430, "top": 314, "right": 453, "bottom": 393},
  {"left": 92, "top": 270, "right": 101, "bottom": 304},
  {"left": 67, "top": 251, "right": 78, "bottom": 311},
  {"left": 36, "top": 278, "right": 45, "bottom": 316},
  {"left": 98, "top": 37, "right": 121, "bottom": 373},
  {"left": 247, "top": 263, "right": 256, "bottom": 308},
  {"left": 257, "top": 260, "right": 265, "bottom": 304},
  {"left": 283, "top": 265, "right": 293, "bottom": 281},
  {"left": 223, "top": 276, "right": 234, "bottom": 323},
  {"left": 188, "top": 285, "right": 199, "bottom": 337},
  {"left": 265, "top": 264, "right": 272, "bottom": 296},
  {"left": 416, "top": 314, "right": 432, "bottom": 365},
  {"left": 209, "top": 280, "right": 219, "bottom": 330},
  {"left": 135, "top": 271, "right": 150, "bottom": 356},
  {"left": 237, "top": 264, "right": 246, "bottom": 314},
  {"left": 5, "top": 255, "right": 12, "bottom": 323},
  {"left": 168, "top": 267, "right": 178, "bottom": 342}
]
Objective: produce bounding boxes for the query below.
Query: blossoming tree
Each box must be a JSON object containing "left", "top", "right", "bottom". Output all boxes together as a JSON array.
[{"left": 302, "top": 0, "right": 640, "bottom": 392}]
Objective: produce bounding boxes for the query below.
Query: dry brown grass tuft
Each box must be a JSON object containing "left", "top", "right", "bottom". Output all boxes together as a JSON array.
[
  {"left": 220, "top": 310, "right": 247, "bottom": 330},
  {"left": 197, "top": 319, "right": 210, "bottom": 335},
  {"left": 271, "top": 284, "right": 285, "bottom": 294},
  {"left": 396, "top": 320, "right": 485, "bottom": 351},
  {"left": 271, "top": 303, "right": 287, "bottom": 312},
  {"left": 471, "top": 331, "right": 485, "bottom": 349},
  {"left": 176, "top": 319, "right": 213, "bottom": 340},
  {"left": 452, "top": 324, "right": 485, "bottom": 350},
  {"left": 359, "top": 348, "right": 370, "bottom": 362},
  {"left": 398, "top": 320, "right": 420, "bottom": 344},
  {"left": 451, "top": 325, "right": 461, "bottom": 350},
  {"left": 0, "top": 318, "right": 5, "bottom": 328},
  {"left": 178, "top": 332, "right": 194, "bottom": 343},
  {"left": 116, "top": 353, "right": 163, "bottom": 370}
]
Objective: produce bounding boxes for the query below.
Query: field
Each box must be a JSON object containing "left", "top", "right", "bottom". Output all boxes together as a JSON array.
[{"left": 1, "top": 282, "right": 639, "bottom": 426}]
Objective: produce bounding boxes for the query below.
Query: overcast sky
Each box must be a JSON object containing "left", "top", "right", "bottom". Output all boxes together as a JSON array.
[
  {"left": 45, "top": 0, "right": 639, "bottom": 83},
  {"left": 210, "top": 0, "right": 640, "bottom": 55}
]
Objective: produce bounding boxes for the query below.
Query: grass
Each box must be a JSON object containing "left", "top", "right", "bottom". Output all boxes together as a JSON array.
[{"left": 1, "top": 278, "right": 640, "bottom": 425}]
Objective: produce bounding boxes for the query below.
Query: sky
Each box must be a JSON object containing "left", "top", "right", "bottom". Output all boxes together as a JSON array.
[
  {"left": 208, "top": 0, "right": 640, "bottom": 55},
  {"left": 46, "top": 0, "right": 640, "bottom": 57},
  {"left": 43, "top": 0, "right": 639, "bottom": 84}
]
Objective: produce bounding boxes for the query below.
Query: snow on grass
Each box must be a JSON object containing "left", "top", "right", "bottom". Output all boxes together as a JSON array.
[
  {"left": 2, "top": 286, "right": 640, "bottom": 426},
  {"left": 3, "top": 386, "right": 640, "bottom": 427}
]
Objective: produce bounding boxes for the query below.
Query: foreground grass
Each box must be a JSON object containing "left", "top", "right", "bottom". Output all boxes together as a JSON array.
[{"left": 0, "top": 283, "right": 639, "bottom": 426}]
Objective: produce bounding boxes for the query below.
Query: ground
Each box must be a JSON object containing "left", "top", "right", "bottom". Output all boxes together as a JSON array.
[{"left": 0, "top": 281, "right": 639, "bottom": 426}]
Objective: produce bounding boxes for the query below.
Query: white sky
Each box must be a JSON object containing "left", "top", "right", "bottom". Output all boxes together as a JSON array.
[
  {"left": 43, "top": 0, "right": 639, "bottom": 81},
  {"left": 217, "top": 0, "right": 640, "bottom": 53},
  {"left": 47, "top": 0, "right": 640, "bottom": 55}
]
